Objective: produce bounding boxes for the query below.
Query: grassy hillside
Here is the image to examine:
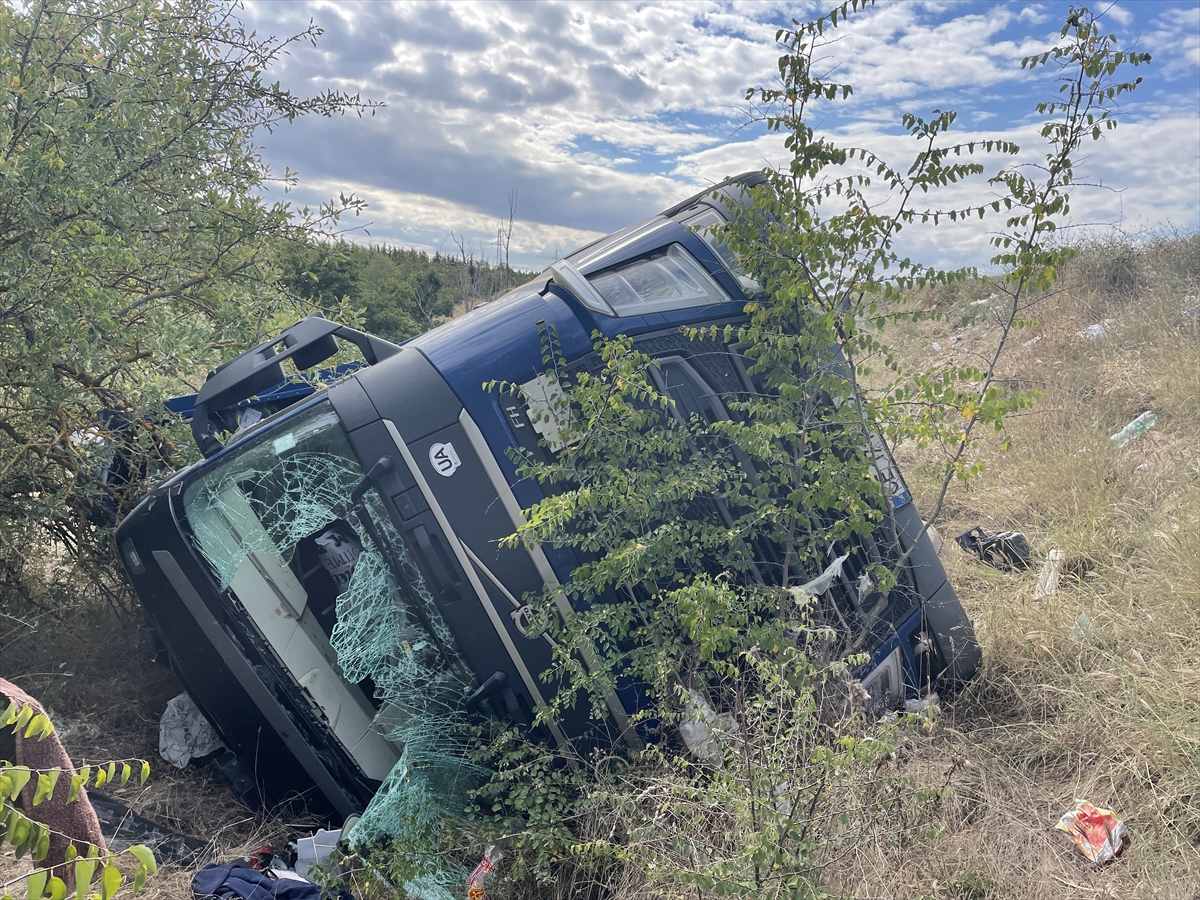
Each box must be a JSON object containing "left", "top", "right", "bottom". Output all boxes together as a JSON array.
[{"left": 833, "top": 231, "right": 1199, "bottom": 899}]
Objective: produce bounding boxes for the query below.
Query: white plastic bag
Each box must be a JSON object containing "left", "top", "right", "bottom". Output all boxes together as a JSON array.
[{"left": 159, "top": 692, "right": 225, "bottom": 768}]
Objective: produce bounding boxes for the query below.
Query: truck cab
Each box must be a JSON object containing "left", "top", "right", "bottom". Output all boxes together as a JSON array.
[{"left": 116, "top": 174, "right": 979, "bottom": 818}]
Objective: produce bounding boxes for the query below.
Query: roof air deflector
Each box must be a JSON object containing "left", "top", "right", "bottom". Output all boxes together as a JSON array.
[{"left": 192, "top": 315, "right": 401, "bottom": 458}]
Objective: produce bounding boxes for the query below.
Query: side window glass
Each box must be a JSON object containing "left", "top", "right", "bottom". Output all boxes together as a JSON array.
[
  {"left": 683, "top": 208, "right": 762, "bottom": 296},
  {"left": 587, "top": 244, "right": 731, "bottom": 315}
]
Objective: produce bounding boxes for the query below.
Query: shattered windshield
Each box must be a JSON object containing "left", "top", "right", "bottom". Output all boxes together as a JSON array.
[
  {"left": 183, "top": 402, "right": 363, "bottom": 590},
  {"left": 180, "top": 401, "right": 480, "bottom": 804}
]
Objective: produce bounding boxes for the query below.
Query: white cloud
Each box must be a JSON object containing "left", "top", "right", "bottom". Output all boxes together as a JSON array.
[
  {"left": 1144, "top": 6, "right": 1200, "bottom": 74},
  {"left": 672, "top": 110, "right": 1199, "bottom": 270},
  {"left": 241, "top": 0, "right": 1199, "bottom": 269},
  {"left": 288, "top": 177, "right": 607, "bottom": 269},
  {"left": 1104, "top": 4, "right": 1134, "bottom": 27},
  {"left": 1017, "top": 6, "right": 1051, "bottom": 25}
]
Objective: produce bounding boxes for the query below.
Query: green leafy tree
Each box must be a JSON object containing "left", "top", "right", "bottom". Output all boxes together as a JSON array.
[
  {"left": 405, "top": 267, "right": 450, "bottom": 332},
  {"left": 358, "top": 252, "right": 421, "bottom": 339},
  {"left": 470, "top": 4, "right": 1149, "bottom": 896},
  {"left": 0, "top": 0, "right": 373, "bottom": 568},
  {"left": 278, "top": 239, "right": 523, "bottom": 343},
  {"left": 723, "top": 2, "right": 1149, "bottom": 552},
  {"left": 277, "top": 240, "right": 363, "bottom": 313}
]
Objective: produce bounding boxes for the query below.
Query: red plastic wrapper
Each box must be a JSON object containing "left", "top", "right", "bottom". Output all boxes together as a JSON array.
[
  {"left": 1055, "top": 800, "right": 1127, "bottom": 863},
  {"left": 465, "top": 844, "right": 503, "bottom": 899}
]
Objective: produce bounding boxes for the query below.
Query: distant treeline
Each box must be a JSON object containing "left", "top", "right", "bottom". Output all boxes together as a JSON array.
[{"left": 278, "top": 240, "right": 538, "bottom": 342}]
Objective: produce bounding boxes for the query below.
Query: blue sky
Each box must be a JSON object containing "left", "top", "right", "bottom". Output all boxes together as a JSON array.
[{"left": 243, "top": 0, "right": 1200, "bottom": 270}]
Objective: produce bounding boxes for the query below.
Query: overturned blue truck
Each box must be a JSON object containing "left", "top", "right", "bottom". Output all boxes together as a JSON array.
[{"left": 115, "top": 174, "right": 980, "bottom": 820}]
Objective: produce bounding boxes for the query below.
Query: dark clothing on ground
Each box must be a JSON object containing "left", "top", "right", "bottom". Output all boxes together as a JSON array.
[{"left": 192, "top": 862, "right": 355, "bottom": 900}]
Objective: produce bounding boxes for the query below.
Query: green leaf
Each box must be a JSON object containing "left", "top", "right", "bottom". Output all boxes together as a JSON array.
[
  {"left": 11, "top": 817, "right": 32, "bottom": 859},
  {"left": 100, "top": 865, "right": 121, "bottom": 900},
  {"left": 46, "top": 878, "right": 66, "bottom": 900},
  {"left": 73, "top": 852, "right": 98, "bottom": 900},
  {"left": 24, "top": 714, "right": 52, "bottom": 741},
  {"left": 26, "top": 868, "right": 47, "bottom": 900},
  {"left": 34, "top": 826, "right": 50, "bottom": 862},
  {"left": 67, "top": 773, "right": 86, "bottom": 804},
  {"left": 138, "top": 762, "right": 149, "bottom": 786},
  {"left": 3, "top": 808, "right": 19, "bottom": 845},
  {"left": 32, "top": 771, "right": 60, "bottom": 807},
  {"left": 6, "top": 767, "right": 31, "bottom": 801},
  {"left": 127, "top": 845, "right": 157, "bottom": 876}
]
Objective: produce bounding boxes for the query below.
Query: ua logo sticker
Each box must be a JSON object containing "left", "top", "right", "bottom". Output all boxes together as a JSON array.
[{"left": 429, "top": 441, "right": 461, "bottom": 477}]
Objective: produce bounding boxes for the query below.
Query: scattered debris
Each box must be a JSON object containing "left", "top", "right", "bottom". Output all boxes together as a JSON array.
[
  {"left": 679, "top": 689, "right": 738, "bottom": 766},
  {"left": 970, "top": 294, "right": 995, "bottom": 307},
  {"left": 1055, "top": 800, "right": 1128, "bottom": 863},
  {"left": 294, "top": 825, "right": 344, "bottom": 880},
  {"left": 191, "top": 860, "right": 354, "bottom": 899},
  {"left": 1022, "top": 335, "right": 1043, "bottom": 347},
  {"left": 789, "top": 552, "right": 851, "bottom": 603},
  {"left": 950, "top": 335, "right": 961, "bottom": 345},
  {"left": 1078, "top": 318, "right": 1118, "bottom": 340},
  {"left": 905, "top": 692, "right": 939, "bottom": 714},
  {"left": 159, "top": 692, "right": 225, "bottom": 769},
  {"left": 932, "top": 341, "right": 942, "bottom": 351},
  {"left": 1110, "top": 410, "right": 1157, "bottom": 448},
  {"left": 1183, "top": 294, "right": 1198, "bottom": 318},
  {"left": 954, "top": 526, "right": 1032, "bottom": 570},
  {"left": 235, "top": 407, "right": 263, "bottom": 432},
  {"left": 89, "top": 791, "right": 208, "bottom": 868},
  {"left": 1067, "top": 610, "right": 1098, "bottom": 644},
  {"left": 237, "top": 843, "right": 295, "bottom": 873},
  {"left": 1033, "top": 548, "right": 1065, "bottom": 599},
  {"left": 466, "top": 844, "right": 504, "bottom": 900}
]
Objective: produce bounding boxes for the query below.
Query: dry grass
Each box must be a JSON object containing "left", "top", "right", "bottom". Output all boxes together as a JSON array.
[
  {"left": 0, "top": 602, "right": 310, "bottom": 898},
  {"left": 831, "top": 231, "right": 1200, "bottom": 898}
]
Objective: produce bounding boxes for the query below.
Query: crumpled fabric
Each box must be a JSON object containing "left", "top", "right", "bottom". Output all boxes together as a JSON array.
[
  {"left": 160, "top": 692, "right": 225, "bottom": 768},
  {"left": 191, "top": 863, "right": 354, "bottom": 900}
]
